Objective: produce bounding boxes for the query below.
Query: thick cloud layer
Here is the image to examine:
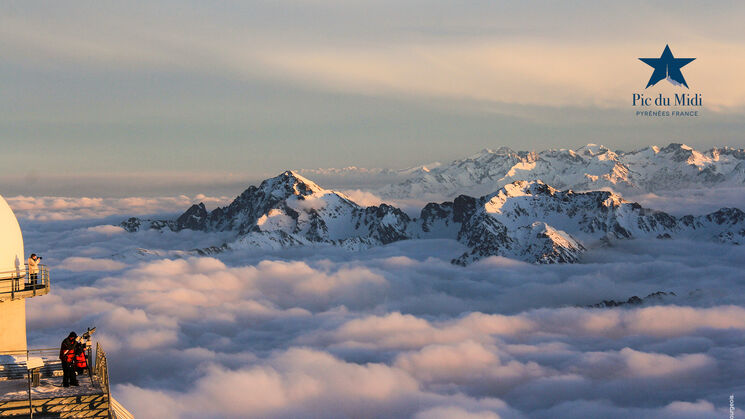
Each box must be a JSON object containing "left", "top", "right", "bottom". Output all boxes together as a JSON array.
[
  {"left": 6, "top": 195, "right": 231, "bottom": 221},
  {"left": 12, "top": 199, "right": 745, "bottom": 418}
]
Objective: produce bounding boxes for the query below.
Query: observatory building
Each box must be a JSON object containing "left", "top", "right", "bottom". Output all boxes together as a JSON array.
[
  {"left": 0, "top": 195, "right": 132, "bottom": 418},
  {"left": 0, "top": 195, "right": 49, "bottom": 352}
]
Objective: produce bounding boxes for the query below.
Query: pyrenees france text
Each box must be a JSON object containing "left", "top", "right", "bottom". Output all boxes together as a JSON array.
[{"left": 633, "top": 92, "right": 702, "bottom": 117}]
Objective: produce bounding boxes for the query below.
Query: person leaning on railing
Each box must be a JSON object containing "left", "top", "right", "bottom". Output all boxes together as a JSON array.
[{"left": 27, "top": 253, "right": 41, "bottom": 285}]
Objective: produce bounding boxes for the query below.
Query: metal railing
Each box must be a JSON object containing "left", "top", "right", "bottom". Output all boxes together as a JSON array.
[
  {"left": 0, "top": 348, "right": 58, "bottom": 358},
  {"left": 0, "top": 343, "right": 115, "bottom": 418},
  {"left": 111, "top": 396, "right": 135, "bottom": 419},
  {"left": 94, "top": 342, "right": 110, "bottom": 397},
  {"left": 93, "top": 343, "right": 136, "bottom": 419},
  {"left": 0, "top": 348, "right": 61, "bottom": 380},
  {"left": 0, "top": 264, "right": 50, "bottom": 300},
  {"left": 94, "top": 342, "right": 137, "bottom": 419}
]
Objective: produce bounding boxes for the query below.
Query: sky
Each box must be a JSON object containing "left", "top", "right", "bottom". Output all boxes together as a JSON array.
[{"left": 2, "top": 1, "right": 745, "bottom": 196}]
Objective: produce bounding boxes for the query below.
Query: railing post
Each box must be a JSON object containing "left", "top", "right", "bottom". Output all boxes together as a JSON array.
[{"left": 27, "top": 349, "right": 33, "bottom": 419}]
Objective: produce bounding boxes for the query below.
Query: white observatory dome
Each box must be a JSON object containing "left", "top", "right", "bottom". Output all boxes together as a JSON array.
[{"left": 0, "top": 195, "right": 24, "bottom": 275}]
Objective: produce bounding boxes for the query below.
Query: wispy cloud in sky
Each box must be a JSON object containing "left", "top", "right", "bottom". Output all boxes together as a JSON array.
[
  {"left": 4, "top": 3, "right": 744, "bottom": 109},
  {"left": 1, "top": 1, "right": 744, "bottom": 195}
]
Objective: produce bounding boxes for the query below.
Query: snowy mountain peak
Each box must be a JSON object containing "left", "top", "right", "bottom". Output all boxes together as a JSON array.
[
  {"left": 259, "top": 170, "right": 326, "bottom": 197},
  {"left": 576, "top": 143, "right": 611, "bottom": 157},
  {"left": 491, "top": 180, "right": 555, "bottom": 199}
]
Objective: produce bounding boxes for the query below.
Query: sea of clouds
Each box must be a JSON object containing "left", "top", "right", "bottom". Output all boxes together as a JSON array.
[{"left": 12, "top": 194, "right": 745, "bottom": 418}]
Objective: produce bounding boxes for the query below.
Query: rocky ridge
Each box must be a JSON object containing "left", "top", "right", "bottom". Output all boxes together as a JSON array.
[{"left": 122, "top": 171, "right": 745, "bottom": 265}]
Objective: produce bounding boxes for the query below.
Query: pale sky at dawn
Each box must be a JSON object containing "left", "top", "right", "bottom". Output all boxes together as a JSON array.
[{"left": 2, "top": 0, "right": 744, "bottom": 196}]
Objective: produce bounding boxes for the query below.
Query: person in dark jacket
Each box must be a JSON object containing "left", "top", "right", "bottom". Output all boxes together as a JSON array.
[{"left": 60, "top": 331, "right": 79, "bottom": 387}]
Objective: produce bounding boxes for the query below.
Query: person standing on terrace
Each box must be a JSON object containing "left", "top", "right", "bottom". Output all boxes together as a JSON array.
[
  {"left": 27, "top": 253, "right": 41, "bottom": 285},
  {"left": 60, "top": 331, "right": 79, "bottom": 387}
]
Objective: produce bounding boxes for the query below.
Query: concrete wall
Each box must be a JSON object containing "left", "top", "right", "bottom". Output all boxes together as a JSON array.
[
  {"left": 0, "top": 299, "right": 26, "bottom": 352},
  {"left": 0, "top": 195, "right": 27, "bottom": 352},
  {"left": 0, "top": 195, "right": 24, "bottom": 279}
]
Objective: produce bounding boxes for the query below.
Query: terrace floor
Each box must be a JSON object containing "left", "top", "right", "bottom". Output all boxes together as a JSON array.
[{"left": 0, "top": 374, "right": 102, "bottom": 402}]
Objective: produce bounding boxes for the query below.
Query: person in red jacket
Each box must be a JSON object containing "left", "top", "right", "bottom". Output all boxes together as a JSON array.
[
  {"left": 59, "top": 332, "right": 79, "bottom": 387},
  {"left": 75, "top": 342, "right": 88, "bottom": 374}
]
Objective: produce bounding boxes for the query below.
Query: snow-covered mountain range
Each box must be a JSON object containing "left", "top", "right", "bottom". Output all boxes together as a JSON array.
[
  {"left": 122, "top": 171, "right": 745, "bottom": 265},
  {"left": 376, "top": 143, "right": 745, "bottom": 199}
]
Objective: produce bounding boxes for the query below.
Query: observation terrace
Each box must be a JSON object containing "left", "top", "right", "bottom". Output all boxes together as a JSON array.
[
  {"left": 0, "top": 344, "right": 132, "bottom": 418},
  {"left": 0, "top": 265, "right": 50, "bottom": 302}
]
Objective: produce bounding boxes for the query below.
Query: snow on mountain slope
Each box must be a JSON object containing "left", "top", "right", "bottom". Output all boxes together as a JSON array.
[
  {"left": 122, "top": 170, "right": 411, "bottom": 248},
  {"left": 379, "top": 143, "right": 745, "bottom": 200},
  {"left": 121, "top": 172, "right": 745, "bottom": 265}
]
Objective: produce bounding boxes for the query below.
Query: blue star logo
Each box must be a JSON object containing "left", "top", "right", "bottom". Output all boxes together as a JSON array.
[{"left": 639, "top": 45, "right": 695, "bottom": 88}]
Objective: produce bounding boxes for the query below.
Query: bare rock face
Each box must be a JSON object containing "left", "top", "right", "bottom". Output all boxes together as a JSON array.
[
  {"left": 121, "top": 172, "right": 745, "bottom": 265},
  {"left": 176, "top": 203, "right": 208, "bottom": 231},
  {"left": 587, "top": 291, "right": 676, "bottom": 308}
]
